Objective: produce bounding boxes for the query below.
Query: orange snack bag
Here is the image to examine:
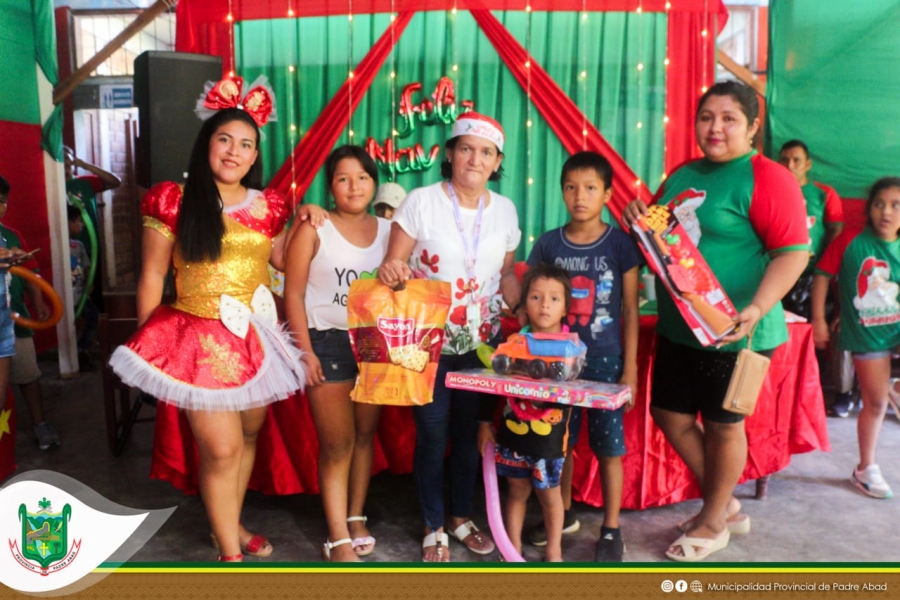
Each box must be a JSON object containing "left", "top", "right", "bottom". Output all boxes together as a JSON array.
[{"left": 347, "top": 279, "right": 452, "bottom": 405}]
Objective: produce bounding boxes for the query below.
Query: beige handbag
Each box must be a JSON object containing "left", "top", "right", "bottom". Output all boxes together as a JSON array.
[{"left": 721, "top": 332, "right": 771, "bottom": 416}]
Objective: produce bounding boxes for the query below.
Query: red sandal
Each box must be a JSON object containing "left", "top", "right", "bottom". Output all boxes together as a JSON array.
[
  {"left": 210, "top": 527, "right": 274, "bottom": 558},
  {"left": 217, "top": 553, "right": 243, "bottom": 562}
]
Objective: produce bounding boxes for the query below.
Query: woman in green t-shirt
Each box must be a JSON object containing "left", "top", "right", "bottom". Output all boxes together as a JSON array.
[{"left": 623, "top": 82, "right": 809, "bottom": 562}]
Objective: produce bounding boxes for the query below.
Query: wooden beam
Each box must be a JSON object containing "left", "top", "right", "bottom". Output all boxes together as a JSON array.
[
  {"left": 53, "top": 0, "right": 177, "bottom": 105},
  {"left": 716, "top": 48, "right": 766, "bottom": 97}
]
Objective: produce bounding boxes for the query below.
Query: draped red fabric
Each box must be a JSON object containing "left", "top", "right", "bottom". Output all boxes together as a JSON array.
[
  {"left": 176, "top": 1, "right": 724, "bottom": 26},
  {"left": 267, "top": 12, "right": 414, "bottom": 202},
  {"left": 664, "top": 10, "right": 721, "bottom": 179},
  {"left": 151, "top": 319, "right": 828, "bottom": 506},
  {"left": 471, "top": 9, "right": 651, "bottom": 224}
]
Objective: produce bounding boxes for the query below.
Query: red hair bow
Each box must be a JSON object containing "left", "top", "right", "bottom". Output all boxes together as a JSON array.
[{"left": 197, "top": 76, "right": 276, "bottom": 128}]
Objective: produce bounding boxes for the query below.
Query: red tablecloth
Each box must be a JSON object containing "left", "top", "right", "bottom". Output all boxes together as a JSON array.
[{"left": 150, "top": 318, "right": 830, "bottom": 509}]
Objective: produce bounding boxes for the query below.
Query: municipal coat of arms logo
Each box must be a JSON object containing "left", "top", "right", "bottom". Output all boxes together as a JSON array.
[{"left": 10, "top": 497, "right": 80, "bottom": 576}]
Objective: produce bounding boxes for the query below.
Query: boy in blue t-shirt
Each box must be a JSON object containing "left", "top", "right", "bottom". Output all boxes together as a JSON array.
[{"left": 525, "top": 151, "right": 642, "bottom": 561}]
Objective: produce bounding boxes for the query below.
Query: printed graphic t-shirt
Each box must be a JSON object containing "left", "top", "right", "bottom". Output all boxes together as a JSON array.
[
  {"left": 802, "top": 181, "right": 844, "bottom": 271},
  {"left": 527, "top": 226, "right": 642, "bottom": 357},
  {"left": 653, "top": 152, "right": 808, "bottom": 352},
  {"left": 816, "top": 227, "right": 900, "bottom": 353},
  {"left": 394, "top": 182, "right": 522, "bottom": 355}
]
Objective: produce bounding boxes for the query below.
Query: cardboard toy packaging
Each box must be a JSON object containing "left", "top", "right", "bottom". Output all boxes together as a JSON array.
[
  {"left": 445, "top": 368, "right": 631, "bottom": 411},
  {"left": 632, "top": 204, "right": 738, "bottom": 346}
]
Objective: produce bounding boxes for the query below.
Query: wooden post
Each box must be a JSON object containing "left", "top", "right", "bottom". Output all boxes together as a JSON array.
[
  {"left": 53, "top": 0, "right": 177, "bottom": 105},
  {"left": 716, "top": 48, "right": 766, "bottom": 97}
]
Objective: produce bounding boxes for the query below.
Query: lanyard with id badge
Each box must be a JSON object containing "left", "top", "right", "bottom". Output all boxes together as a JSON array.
[{"left": 448, "top": 183, "right": 484, "bottom": 341}]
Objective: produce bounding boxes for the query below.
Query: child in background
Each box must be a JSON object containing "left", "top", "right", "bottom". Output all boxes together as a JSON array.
[
  {"left": 67, "top": 205, "right": 98, "bottom": 371},
  {"left": 525, "top": 151, "right": 641, "bottom": 561},
  {"left": 478, "top": 263, "right": 574, "bottom": 562},
  {"left": 284, "top": 145, "right": 391, "bottom": 561},
  {"left": 372, "top": 181, "right": 406, "bottom": 220},
  {"left": 811, "top": 177, "right": 900, "bottom": 499}
]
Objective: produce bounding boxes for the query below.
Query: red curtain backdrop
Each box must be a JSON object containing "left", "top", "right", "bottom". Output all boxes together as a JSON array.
[{"left": 175, "top": 0, "right": 728, "bottom": 195}]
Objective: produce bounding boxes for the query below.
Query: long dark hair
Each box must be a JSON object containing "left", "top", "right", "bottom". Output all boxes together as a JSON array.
[{"left": 177, "top": 108, "right": 263, "bottom": 262}]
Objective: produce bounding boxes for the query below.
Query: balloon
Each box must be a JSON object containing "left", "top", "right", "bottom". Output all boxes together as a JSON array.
[
  {"left": 476, "top": 343, "right": 495, "bottom": 368},
  {"left": 481, "top": 440, "right": 525, "bottom": 562}
]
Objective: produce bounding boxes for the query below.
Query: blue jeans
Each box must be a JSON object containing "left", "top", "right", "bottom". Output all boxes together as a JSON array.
[{"left": 414, "top": 350, "right": 485, "bottom": 531}]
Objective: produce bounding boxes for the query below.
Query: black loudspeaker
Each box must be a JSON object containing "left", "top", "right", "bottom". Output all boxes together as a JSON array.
[{"left": 134, "top": 51, "right": 222, "bottom": 188}]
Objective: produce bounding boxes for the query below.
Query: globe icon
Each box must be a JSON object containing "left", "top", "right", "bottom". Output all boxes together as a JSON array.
[{"left": 690, "top": 581, "right": 703, "bottom": 593}]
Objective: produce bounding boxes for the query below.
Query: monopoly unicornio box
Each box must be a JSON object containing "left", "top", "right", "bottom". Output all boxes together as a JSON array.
[{"left": 445, "top": 369, "right": 631, "bottom": 410}]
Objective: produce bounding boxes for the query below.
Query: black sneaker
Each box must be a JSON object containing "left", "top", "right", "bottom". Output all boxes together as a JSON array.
[
  {"left": 829, "top": 392, "right": 854, "bottom": 418},
  {"left": 594, "top": 529, "right": 625, "bottom": 562},
  {"left": 526, "top": 509, "right": 580, "bottom": 547}
]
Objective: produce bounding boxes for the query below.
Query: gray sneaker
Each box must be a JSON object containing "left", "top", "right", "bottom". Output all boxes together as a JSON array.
[{"left": 34, "top": 422, "right": 61, "bottom": 450}]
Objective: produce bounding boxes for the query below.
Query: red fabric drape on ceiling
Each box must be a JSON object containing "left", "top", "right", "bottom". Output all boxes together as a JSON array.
[
  {"left": 268, "top": 12, "right": 414, "bottom": 204},
  {"left": 176, "top": 1, "right": 726, "bottom": 27}
]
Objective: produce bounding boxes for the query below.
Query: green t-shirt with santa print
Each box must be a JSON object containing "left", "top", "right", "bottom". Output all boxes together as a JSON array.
[
  {"left": 815, "top": 227, "right": 900, "bottom": 353},
  {"left": 801, "top": 181, "right": 844, "bottom": 272},
  {"left": 652, "top": 151, "right": 809, "bottom": 352}
]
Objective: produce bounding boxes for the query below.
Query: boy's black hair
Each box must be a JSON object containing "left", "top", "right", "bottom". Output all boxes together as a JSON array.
[
  {"left": 779, "top": 139, "right": 809, "bottom": 158},
  {"left": 866, "top": 177, "right": 900, "bottom": 233},
  {"left": 439, "top": 136, "right": 504, "bottom": 182},
  {"left": 560, "top": 151, "right": 613, "bottom": 190},
  {"left": 67, "top": 204, "right": 82, "bottom": 222},
  {"left": 521, "top": 262, "right": 573, "bottom": 313},
  {"left": 0, "top": 175, "right": 9, "bottom": 196}
]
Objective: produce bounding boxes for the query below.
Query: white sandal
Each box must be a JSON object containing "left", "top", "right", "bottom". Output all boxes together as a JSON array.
[
  {"left": 347, "top": 515, "right": 376, "bottom": 556},
  {"left": 322, "top": 538, "right": 353, "bottom": 562},
  {"left": 422, "top": 531, "right": 450, "bottom": 562},
  {"left": 449, "top": 520, "right": 495, "bottom": 555}
]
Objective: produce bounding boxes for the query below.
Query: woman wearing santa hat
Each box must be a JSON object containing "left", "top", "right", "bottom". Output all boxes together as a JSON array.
[{"left": 378, "top": 112, "right": 521, "bottom": 562}]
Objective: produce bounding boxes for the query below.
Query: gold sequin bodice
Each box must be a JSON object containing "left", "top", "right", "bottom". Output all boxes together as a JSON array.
[{"left": 171, "top": 216, "right": 272, "bottom": 319}]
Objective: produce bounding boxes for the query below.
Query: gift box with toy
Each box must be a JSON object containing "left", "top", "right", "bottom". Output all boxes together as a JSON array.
[
  {"left": 445, "top": 368, "right": 630, "bottom": 410},
  {"left": 632, "top": 204, "right": 739, "bottom": 346}
]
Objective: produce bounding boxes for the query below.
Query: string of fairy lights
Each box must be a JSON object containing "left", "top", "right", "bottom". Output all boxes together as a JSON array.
[
  {"left": 389, "top": 1, "right": 398, "bottom": 168},
  {"left": 287, "top": 0, "right": 297, "bottom": 205},
  {"left": 348, "top": 1, "right": 355, "bottom": 144},
  {"left": 218, "top": 1, "right": 718, "bottom": 199}
]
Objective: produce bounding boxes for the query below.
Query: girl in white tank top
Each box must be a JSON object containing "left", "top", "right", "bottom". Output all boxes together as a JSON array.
[{"left": 284, "top": 146, "right": 393, "bottom": 562}]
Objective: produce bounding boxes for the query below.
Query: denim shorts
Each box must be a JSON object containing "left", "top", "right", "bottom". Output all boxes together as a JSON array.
[
  {"left": 852, "top": 350, "right": 891, "bottom": 360},
  {"left": 0, "top": 305, "right": 14, "bottom": 359},
  {"left": 494, "top": 444, "right": 565, "bottom": 489},
  {"left": 308, "top": 328, "right": 358, "bottom": 383},
  {"left": 569, "top": 354, "right": 627, "bottom": 458}
]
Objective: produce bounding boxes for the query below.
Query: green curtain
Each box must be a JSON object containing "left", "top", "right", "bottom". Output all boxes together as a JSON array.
[
  {"left": 0, "top": 0, "right": 41, "bottom": 125},
  {"left": 767, "top": 0, "right": 900, "bottom": 198},
  {"left": 237, "top": 10, "right": 666, "bottom": 258}
]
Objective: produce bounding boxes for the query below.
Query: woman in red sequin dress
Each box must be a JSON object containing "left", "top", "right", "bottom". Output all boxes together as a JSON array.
[{"left": 110, "top": 101, "right": 307, "bottom": 562}]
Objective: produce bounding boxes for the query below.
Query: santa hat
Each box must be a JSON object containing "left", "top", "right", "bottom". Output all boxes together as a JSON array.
[
  {"left": 858, "top": 257, "right": 888, "bottom": 298},
  {"left": 451, "top": 112, "right": 505, "bottom": 152}
]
